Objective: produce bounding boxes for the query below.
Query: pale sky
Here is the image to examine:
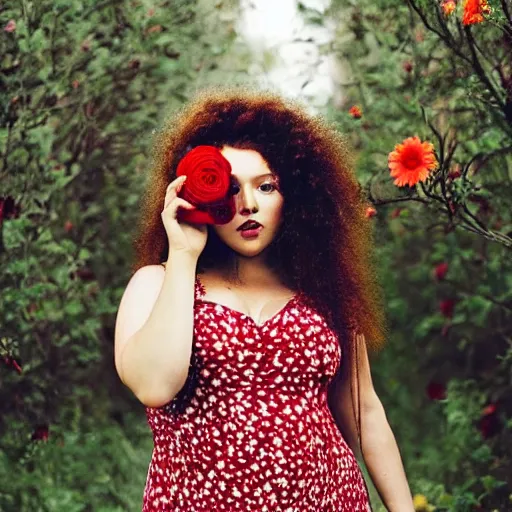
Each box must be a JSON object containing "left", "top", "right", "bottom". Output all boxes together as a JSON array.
[{"left": 237, "top": 0, "right": 335, "bottom": 108}]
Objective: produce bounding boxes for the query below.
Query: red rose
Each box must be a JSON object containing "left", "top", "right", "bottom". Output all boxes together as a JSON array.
[
  {"left": 439, "top": 299, "right": 456, "bottom": 318},
  {"left": 426, "top": 381, "right": 446, "bottom": 401},
  {"left": 434, "top": 262, "right": 449, "bottom": 281},
  {"left": 403, "top": 61, "right": 413, "bottom": 73},
  {"left": 477, "top": 402, "right": 501, "bottom": 439},
  {"left": 176, "top": 146, "right": 236, "bottom": 225},
  {"left": 31, "top": 424, "right": 49, "bottom": 442}
]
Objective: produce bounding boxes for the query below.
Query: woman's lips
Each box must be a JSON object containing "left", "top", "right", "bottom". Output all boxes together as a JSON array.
[{"left": 239, "top": 226, "right": 263, "bottom": 238}]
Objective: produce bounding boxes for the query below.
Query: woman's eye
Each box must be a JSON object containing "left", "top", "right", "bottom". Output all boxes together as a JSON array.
[
  {"left": 259, "top": 183, "right": 276, "bottom": 193},
  {"left": 229, "top": 183, "right": 276, "bottom": 194}
]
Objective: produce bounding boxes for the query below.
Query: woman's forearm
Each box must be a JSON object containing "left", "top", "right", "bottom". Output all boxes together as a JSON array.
[{"left": 361, "top": 406, "right": 415, "bottom": 512}]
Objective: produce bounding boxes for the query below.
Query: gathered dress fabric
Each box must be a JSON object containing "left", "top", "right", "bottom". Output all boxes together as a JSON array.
[{"left": 143, "top": 273, "right": 371, "bottom": 511}]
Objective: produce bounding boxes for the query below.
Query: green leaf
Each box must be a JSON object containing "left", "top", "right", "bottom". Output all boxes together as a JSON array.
[
  {"left": 64, "top": 300, "right": 85, "bottom": 317},
  {"left": 28, "top": 126, "right": 55, "bottom": 158},
  {"left": 437, "top": 493, "right": 454, "bottom": 507},
  {"left": 480, "top": 475, "right": 506, "bottom": 493},
  {"left": 30, "top": 28, "right": 47, "bottom": 50},
  {"left": 463, "top": 296, "right": 494, "bottom": 327}
]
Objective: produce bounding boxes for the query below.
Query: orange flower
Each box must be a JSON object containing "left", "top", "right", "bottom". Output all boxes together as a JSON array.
[
  {"left": 462, "top": 0, "right": 491, "bottom": 25},
  {"left": 442, "top": 0, "right": 456, "bottom": 16},
  {"left": 349, "top": 106, "right": 362, "bottom": 119},
  {"left": 147, "top": 24, "right": 162, "bottom": 34},
  {"left": 365, "top": 206, "right": 377, "bottom": 218},
  {"left": 388, "top": 136, "right": 438, "bottom": 187}
]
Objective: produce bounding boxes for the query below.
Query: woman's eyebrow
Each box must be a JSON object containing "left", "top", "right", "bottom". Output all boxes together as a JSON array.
[{"left": 231, "top": 173, "right": 275, "bottom": 181}]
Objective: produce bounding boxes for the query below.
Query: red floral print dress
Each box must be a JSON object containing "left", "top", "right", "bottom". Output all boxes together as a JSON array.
[{"left": 143, "top": 274, "right": 371, "bottom": 511}]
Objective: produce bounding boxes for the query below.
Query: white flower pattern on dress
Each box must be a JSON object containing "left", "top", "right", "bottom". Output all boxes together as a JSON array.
[{"left": 142, "top": 275, "right": 371, "bottom": 511}]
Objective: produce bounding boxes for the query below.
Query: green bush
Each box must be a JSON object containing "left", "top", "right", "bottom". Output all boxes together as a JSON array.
[
  {"left": 322, "top": 0, "right": 512, "bottom": 509},
  {"left": 0, "top": 0, "right": 245, "bottom": 509}
]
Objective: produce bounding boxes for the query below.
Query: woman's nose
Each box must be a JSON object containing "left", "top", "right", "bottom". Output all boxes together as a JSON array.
[{"left": 238, "top": 187, "right": 259, "bottom": 214}]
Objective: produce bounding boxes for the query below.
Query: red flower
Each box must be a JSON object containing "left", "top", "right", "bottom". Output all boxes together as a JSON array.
[
  {"left": 448, "top": 166, "right": 462, "bottom": 180},
  {"left": 2, "top": 355, "right": 22, "bottom": 374},
  {"left": 434, "top": 262, "right": 449, "bottom": 280},
  {"left": 75, "top": 267, "right": 95, "bottom": 281},
  {"left": 403, "top": 61, "right": 413, "bottom": 73},
  {"left": 129, "top": 59, "right": 141, "bottom": 69},
  {"left": 448, "top": 200, "right": 457, "bottom": 215},
  {"left": 31, "top": 424, "right": 49, "bottom": 442},
  {"left": 462, "top": 0, "right": 491, "bottom": 25},
  {"left": 4, "top": 20, "right": 16, "bottom": 33},
  {"left": 477, "top": 402, "right": 500, "bottom": 438},
  {"left": 390, "top": 207, "right": 404, "bottom": 219},
  {"left": 0, "top": 196, "right": 21, "bottom": 228},
  {"left": 349, "top": 106, "right": 362, "bottom": 119},
  {"left": 388, "top": 136, "right": 438, "bottom": 187},
  {"left": 482, "top": 403, "right": 497, "bottom": 416},
  {"left": 440, "top": 299, "right": 456, "bottom": 318},
  {"left": 426, "top": 381, "right": 446, "bottom": 400},
  {"left": 365, "top": 206, "right": 377, "bottom": 218},
  {"left": 176, "top": 146, "right": 235, "bottom": 225}
]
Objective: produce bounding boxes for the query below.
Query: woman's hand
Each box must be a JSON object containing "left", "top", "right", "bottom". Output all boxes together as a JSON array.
[{"left": 162, "top": 176, "right": 208, "bottom": 259}]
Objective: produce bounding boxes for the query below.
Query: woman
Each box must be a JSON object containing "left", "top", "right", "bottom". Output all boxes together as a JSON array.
[{"left": 114, "top": 87, "right": 415, "bottom": 511}]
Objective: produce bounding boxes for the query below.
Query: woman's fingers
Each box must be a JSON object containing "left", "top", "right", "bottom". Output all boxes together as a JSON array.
[
  {"left": 162, "top": 198, "right": 196, "bottom": 220},
  {"left": 164, "top": 176, "right": 187, "bottom": 208}
]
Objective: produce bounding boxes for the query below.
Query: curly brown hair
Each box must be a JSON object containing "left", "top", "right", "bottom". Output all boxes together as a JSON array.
[{"left": 132, "top": 86, "right": 388, "bottom": 357}]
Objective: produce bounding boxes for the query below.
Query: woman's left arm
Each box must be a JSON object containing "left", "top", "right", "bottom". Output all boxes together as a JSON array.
[
  {"left": 327, "top": 333, "right": 415, "bottom": 512},
  {"left": 360, "top": 391, "right": 415, "bottom": 511}
]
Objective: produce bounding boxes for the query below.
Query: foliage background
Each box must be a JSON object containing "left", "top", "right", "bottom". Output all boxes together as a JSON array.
[
  {"left": 1, "top": 0, "right": 247, "bottom": 510},
  {"left": 1, "top": 0, "right": 511, "bottom": 511},
  {"left": 323, "top": 0, "right": 512, "bottom": 509}
]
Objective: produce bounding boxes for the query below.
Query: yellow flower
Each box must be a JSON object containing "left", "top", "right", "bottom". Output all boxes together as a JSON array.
[
  {"left": 442, "top": 0, "right": 456, "bottom": 16},
  {"left": 413, "top": 494, "right": 435, "bottom": 512}
]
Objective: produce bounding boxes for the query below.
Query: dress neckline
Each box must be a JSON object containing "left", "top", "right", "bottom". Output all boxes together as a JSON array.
[{"left": 195, "top": 274, "right": 302, "bottom": 329}]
